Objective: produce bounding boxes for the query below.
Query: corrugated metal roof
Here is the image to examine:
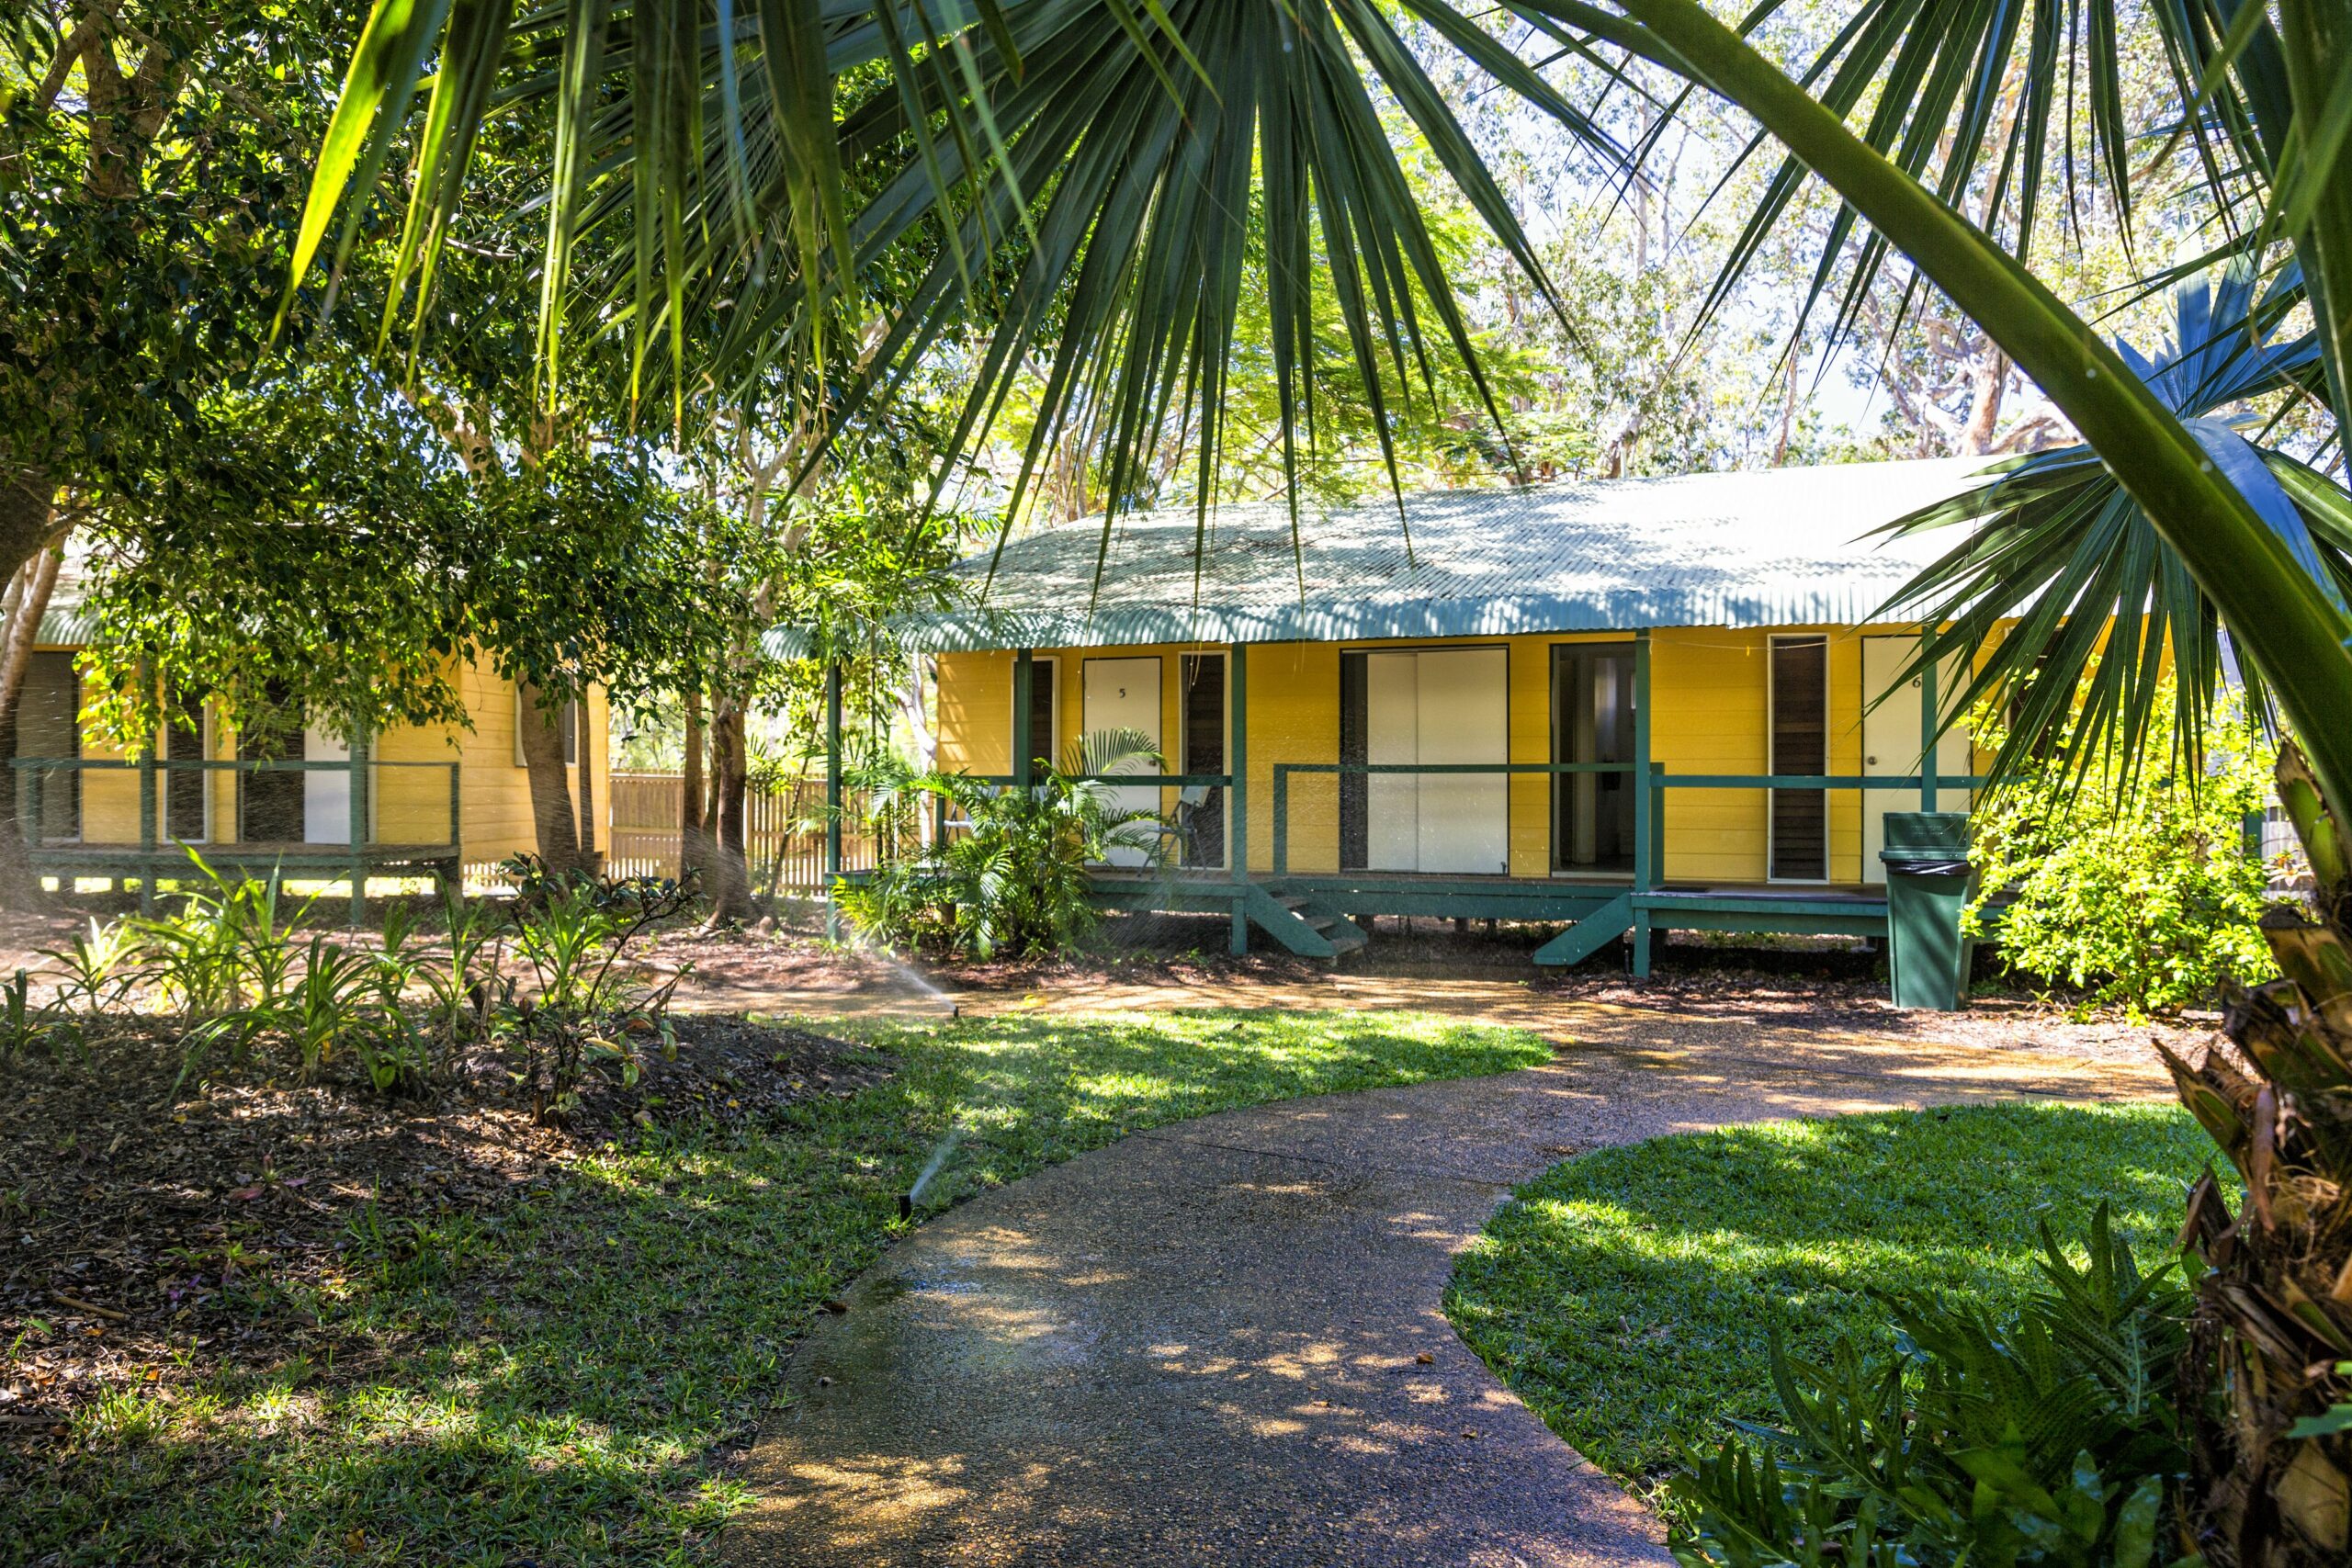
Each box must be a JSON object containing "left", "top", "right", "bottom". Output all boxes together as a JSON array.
[
  {"left": 35, "top": 608, "right": 91, "bottom": 646},
  {"left": 880, "top": 457, "right": 1998, "bottom": 653}
]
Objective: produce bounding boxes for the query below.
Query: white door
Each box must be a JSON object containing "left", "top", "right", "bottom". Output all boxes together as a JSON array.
[
  {"left": 1860, "top": 637, "right": 1972, "bottom": 883},
  {"left": 304, "top": 723, "right": 352, "bottom": 844},
  {"left": 1363, "top": 648, "right": 1508, "bottom": 874},
  {"left": 1082, "top": 657, "right": 1161, "bottom": 867},
  {"left": 1365, "top": 652, "right": 1420, "bottom": 871},
  {"left": 1415, "top": 648, "right": 1509, "bottom": 874}
]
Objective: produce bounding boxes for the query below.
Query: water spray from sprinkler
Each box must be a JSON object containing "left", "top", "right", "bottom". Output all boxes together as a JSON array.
[{"left": 901, "top": 1123, "right": 966, "bottom": 1221}]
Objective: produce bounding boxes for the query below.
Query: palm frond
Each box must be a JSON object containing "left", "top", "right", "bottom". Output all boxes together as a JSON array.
[
  {"left": 1871, "top": 267, "right": 2352, "bottom": 790},
  {"left": 1060, "top": 725, "right": 1160, "bottom": 778},
  {"left": 289, "top": 0, "right": 1622, "bottom": 527}
]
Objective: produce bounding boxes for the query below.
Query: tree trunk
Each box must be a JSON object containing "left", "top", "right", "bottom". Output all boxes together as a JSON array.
[
  {"left": 571, "top": 715, "right": 602, "bottom": 875},
  {"left": 2165, "top": 742, "right": 2352, "bottom": 1568},
  {"left": 516, "top": 682, "right": 584, "bottom": 876},
  {"left": 681, "top": 687, "right": 710, "bottom": 883},
  {"left": 1958, "top": 348, "right": 2011, "bottom": 456},
  {"left": 0, "top": 475, "right": 60, "bottom": 908},
  {"left": 702, "top": 700, "right": 758, "bottom": 926}
]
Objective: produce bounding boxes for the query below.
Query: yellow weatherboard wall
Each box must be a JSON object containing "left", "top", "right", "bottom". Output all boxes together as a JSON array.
[
  {"left": 933, "top": 624, "right": 1967, "bottom": 886},
  {"left": 36, "top": 647, "right": 607, "bottom": 866},
  {"left": 371, "top": 662, "right": 611, "bottom": 863}
]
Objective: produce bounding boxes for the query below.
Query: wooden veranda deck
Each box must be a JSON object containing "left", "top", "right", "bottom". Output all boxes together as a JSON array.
[
  {"left": 807, "top": 646, "right": 1973, "bottom": 974},
  {"left": 1082, "top": 865, "right": 1897, "bottom": 969},
  {"left": 12, "top": 755, "right": 461, "bottom": 921}
]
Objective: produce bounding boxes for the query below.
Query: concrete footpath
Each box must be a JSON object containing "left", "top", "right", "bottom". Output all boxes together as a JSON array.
[{"left": 722, "top": 1002, "right": 2165, "bottom": 1567}]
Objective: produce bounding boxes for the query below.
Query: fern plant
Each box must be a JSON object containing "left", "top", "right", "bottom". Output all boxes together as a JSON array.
[
  {"left": 1670, "top": 1207, "right": 2190, "bottom": 1568},
  {"left": 838, "top": 729, "right": 1169, "bottom": 958}
]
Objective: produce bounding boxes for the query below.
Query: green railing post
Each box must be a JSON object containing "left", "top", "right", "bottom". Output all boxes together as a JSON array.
[
  {"left": 347, "top": 732, "right": 370, "bottom": 929},
  {"left": 137, "top": 751, "right": 157, "bottom": 915},
  {"left": 1228, "top": 642, "right": 1249, "bottom": 955},
  {"left": 1633, "top": 632, "right": 1654, "bottom": 893},
  {"left": 1272, "top": 763, "right": 1289, "bottom": 877},
  {"left": 1630, "top": 631, "right": 1655, "bottom": 978},
  {"left": 1643, "top": 763, "right": 1666, "bottom": 888},
  {"left": 448, "top": 760, "right": 463, "bottom": 892},
  {"left": 1919, "top": 646, "right": 1939, "bottom": 812}
]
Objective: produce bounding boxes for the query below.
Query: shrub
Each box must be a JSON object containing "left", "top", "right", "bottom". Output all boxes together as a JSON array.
[
  {"left": 1968, "top": 688, "right": 2278, "bottom": 1014},
  {"left": 1669, "top": 1206, "right": 2189, "bottom": 1568},
  {"left": 505, "top": 875, "right": 692, "bottom": 1123},
  {"left": 837, "top": 728, "right": 1168, "bottom": 958}
]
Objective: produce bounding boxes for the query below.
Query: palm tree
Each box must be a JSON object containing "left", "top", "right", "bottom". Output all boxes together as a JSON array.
[
  {"left": 1881, "top": 265, "right": 2352, "bottom": 790},
  {"left": 292, "top": 1, "right": 2352, "bottom": 1555},
  {"left": 288, "top": 0, "right": 1614, "bottom": 525},
  {"left": 1492, "top": 8, "right": 2352, "bottom": 1559}
]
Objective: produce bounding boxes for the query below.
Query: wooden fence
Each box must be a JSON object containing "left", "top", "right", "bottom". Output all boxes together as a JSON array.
[{"left": 606, "top": 771, "right": 894, "bottom": 892}]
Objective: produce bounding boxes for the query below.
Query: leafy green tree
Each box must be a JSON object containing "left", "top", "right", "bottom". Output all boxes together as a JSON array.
[
  {"left": 5, "top": 3, "right": 770, "bottom": 888},
  {"left": 72, "top": 355, "right": 777, "bottom": 877},
  {"left": 293, "top": 0, "right": 2352, "bottom": 1550},
  {"left": 669, "top": 403, "right": 966, "bottom": 919},
  {"left": 70, "top": 358, "right": 483, "bottom": 749},
  {"left": 0, "top": 1, "right": 368, "bottom": 898}
]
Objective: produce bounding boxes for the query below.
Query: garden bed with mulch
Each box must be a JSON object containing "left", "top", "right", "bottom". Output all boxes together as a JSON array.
[{"left": 0, "top": 1012, "right": 889, "bottom": 1433}]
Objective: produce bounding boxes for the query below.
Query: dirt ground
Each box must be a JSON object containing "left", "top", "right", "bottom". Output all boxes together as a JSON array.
[
  {"left": 0, "top": 891, "right": 2212, "bottom": 1435},
  {"left": 0, "top": 1012, "right": 888, "bottom": 1432},
  {"left": 0, "top": 897, "right": 2208, "bottom": 1071},
  {"left": 652, "top": 906, "right": 2210, "bottom": 1078}
]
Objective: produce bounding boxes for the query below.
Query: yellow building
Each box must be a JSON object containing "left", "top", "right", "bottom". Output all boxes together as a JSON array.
[
  {"left": 891, "top": 457, "right": 1992, "bottom": 972},
  {"left": 12, "top": 601, "right": 609, "bottom": 911}
]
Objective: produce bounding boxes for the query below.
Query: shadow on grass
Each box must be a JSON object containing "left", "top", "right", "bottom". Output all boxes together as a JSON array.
[
  {"left": 1444, "top": 1102, "right": 2210, "bottom": 1492},
  {"left": 7, "top": 1009, "right": 1548, "bottom": 1566}
]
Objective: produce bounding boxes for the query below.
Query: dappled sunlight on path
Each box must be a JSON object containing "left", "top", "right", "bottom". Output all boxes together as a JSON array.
[{"left": 725, "top": 988, "right": 2169, "bottom": 1567}]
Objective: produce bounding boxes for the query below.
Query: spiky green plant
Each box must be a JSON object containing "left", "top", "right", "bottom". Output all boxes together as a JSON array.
[
  {"left": 1671, "top": 1208, "right": 2192, "bottom": 1568},
  {"left": 839, "top": 727, "right": 1167, "bottom": 957}
]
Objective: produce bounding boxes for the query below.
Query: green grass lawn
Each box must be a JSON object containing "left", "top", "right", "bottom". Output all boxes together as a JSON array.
[
  {"left": 1444, "top": 1102, "right": 2211, "bottom": 1499},
  {"left": 12, "top": 1008, "right": 1548, "bottom": 1567}
]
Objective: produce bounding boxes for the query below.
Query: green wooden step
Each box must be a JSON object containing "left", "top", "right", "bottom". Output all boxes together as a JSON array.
[{"left": 1532, "top": 893, "right": 1634, "bottom": 967}]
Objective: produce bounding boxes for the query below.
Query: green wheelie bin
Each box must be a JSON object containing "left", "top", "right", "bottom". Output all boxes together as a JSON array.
[{"left": 1878, "top": 811, "right": 1973, "bottom": 1011}]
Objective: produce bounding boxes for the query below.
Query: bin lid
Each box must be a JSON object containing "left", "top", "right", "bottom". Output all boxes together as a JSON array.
[
  {"left": 1880, "top": 810, "right": 1971, "bottom": 854},
  {"left": 1879, "top": 852, "right": 1972, "bottom": 875}
]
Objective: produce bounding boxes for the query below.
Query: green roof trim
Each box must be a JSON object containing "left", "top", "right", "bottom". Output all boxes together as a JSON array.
[{"left": 833, "top": 457, "right": 1998, "bottom": 655}]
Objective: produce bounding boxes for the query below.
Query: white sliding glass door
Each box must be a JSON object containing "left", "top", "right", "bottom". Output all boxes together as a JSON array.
[{"left": 1362, "top": 647, "right": 1508, "bottom": 874}]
